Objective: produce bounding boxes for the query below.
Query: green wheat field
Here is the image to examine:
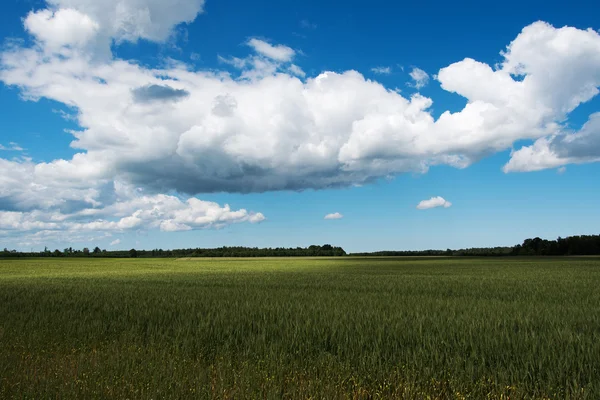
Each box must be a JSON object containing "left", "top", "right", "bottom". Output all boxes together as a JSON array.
[{"left": 1, "top": 257, "right": 599, "bottom": 399}]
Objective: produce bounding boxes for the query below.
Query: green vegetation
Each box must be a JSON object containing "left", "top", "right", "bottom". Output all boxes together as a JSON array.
[
  {"left": 1, "top": 244, "right": 347, "bottom": 258},
  {"left": 352, "top": 235, "right": 600, "bottom": 257},
  {"left": 5, "top": 234, "right": 600, "bottom": 259},
  {"left": 1, "top": 257, "right": 599, "bottom": 399}
]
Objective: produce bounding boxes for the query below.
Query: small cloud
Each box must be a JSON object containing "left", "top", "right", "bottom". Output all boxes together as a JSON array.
[
  {"left": 408, "top": 67, "right": 430, "bottom": 89},
  {"left": 371, "top": 66, "right": 392, "bottom": 75},
  {"left": 0, "top": 142, "right": 25, "bottom": 151},
  {"left": 52, "top": 108, "right": 77, "bottom": 121},
  {"left": 288, "top": 64, "right": 306, "bottom": 77},
  {"left": 190, "top": 52, "right": 201, "bottom": 61},
  {"left": 249, "top": 213, "right": 266, "bottom": 223},
  {"left": 247, "top": 38, "right": 295, "bottom": 62},
  {"left": 110, "top": 239, "right": 121, "bottom": 246},
  {"left": 132, "top": 84, "right": 190, "bottom": 103},
  {"left": 300, "top": 19, "right": 317, "bottom": 30},
  {"left": 557, "top": 166, "right": 566, "bottom": 174},
  {"left": 218, "top": 55, "right": 247, "bottom": 69},
  {"left": 324, "top": 212, "right": 343, "bottom": 220},
  {"left": 416, "top": 196, "right": 452, "bottom": 210}
]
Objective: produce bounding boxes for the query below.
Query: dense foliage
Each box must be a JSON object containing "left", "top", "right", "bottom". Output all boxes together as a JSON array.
[
  {"left": 351, "top": 247, "right": 515, "bottom": 257},
  {"left": 353, "top": 235, "right": 600, "bottom": 257},
  {"left": 511, "top": 235, "right": 600, "bottom": 255},
  {"left": 3, "top": 234, "right": 600, "bottom": 258},
  {"left": 1, "top": 244, "right": 346, "bottom": 258},
  {"left": 1, "top": 257, "right": 599, "bottom": 398}
]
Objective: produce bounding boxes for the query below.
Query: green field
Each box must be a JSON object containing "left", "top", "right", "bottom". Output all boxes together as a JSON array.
[{"left": 1, "top": 257, "right": 599, "bottom": 399}]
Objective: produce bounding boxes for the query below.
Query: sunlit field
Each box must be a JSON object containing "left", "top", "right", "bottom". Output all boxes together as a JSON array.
[{"left": 1, "top": 257, "right": 599, "bottom": 399}]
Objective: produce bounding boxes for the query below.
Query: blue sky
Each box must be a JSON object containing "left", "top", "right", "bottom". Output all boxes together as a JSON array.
[{"left": 1, "top": 0, "right": 599, "bottom": 252}]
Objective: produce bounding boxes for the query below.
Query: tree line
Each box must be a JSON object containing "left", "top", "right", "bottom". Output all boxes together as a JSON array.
[
  {"left": 3, "top": 235, "right": 600, "bottom": 258},
  {"left": 352, "top": 235, "right": 600, "bottom": 257},
  {"left": 1, "top": 244, "right": 347, "bottom": 258}
]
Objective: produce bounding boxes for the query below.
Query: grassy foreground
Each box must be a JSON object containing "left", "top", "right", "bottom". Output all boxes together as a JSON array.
[{"left": 1, "top": 257, "right": 599, "bottom": 399}]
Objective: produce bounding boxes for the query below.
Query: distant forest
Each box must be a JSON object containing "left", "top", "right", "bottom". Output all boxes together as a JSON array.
[
  {"left": 2, "top": 235, "right": 600, "bottom": 258},
  {"left": 353, "top": 235, "right": 600, "bottom": 257},
  {"left": 1, "top": 244, "right": 347, "bottom": 258}
]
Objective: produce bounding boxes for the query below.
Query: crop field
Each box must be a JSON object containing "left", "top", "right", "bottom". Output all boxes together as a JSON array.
[{"left": 1, "top": 257, "right": 599, "bottom": 399}]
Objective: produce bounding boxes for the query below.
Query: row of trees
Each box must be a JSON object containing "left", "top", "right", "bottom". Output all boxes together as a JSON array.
[
  {"left": 352, "top": 247, "right": 515, "bottom": 257},
  {"left": 351, "top": 235, "right": 600, "bottom": 257},
  {"left": 3, "top": 235, "right": 600, "bottom": 258},
  {"left": 512, "top": 235, "right": 600, "bottom": 256},
  {"left": 1, "top": 245, "right": 346, "bottom": 258}
]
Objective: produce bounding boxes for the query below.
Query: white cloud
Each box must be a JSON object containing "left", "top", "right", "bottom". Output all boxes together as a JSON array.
[
  {"left": 1, "top": 5, "right": 600, "bottom": 247},
  {"left": 0, "top": 180, "right": 265, "bottom": 245},
  {"left": 288, "top": 64, "right": 306, "bottom": 77},
  {"left": 110, "top": 239, "right": 121, "bottom": 246},
  {"left": 371, "top": 66, "right": 391, "bottom": 75},
  {"left": 324, "top": 212, "right": 343, "bottom": 220},
  {"left": 46, "top": 0, "right": 205, "bottom": 44},
  {"left": 0, "top": 142, "right": 24, "bottom": 151},
  {"left": 504, "top": 113, "right": 600, "bottom": 172},
  {"left": 247, "top": 38, "right": 295, "bottom": 62},
  {"left": 219, "top": 39, "right": 299, "bottom": 80},
  {"left": 2, "top": 17, "right": 600, "bottom": 193},
  {"left": 24, "top": 8, "right": 100, "bottom": 50},
  {"left": 408, "top": 67, "right": 429, "bottom": 89},
  {"left": 416, "top": 196, "right": 452, "bottom": 210}
]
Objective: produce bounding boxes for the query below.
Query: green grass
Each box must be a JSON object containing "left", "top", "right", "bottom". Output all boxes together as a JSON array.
[{"left": 1, "top": 257, "right": 599, "bottom": 399}]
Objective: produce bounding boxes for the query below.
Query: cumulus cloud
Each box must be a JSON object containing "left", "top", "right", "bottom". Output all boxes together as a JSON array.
[
  {"left": 416, "top": 196, "right": 452, "bottom": 210},
  {"left": 408, "top": 67, "right": 429, "bottom": 89},
  {"left": 371, "top": 66, "right": 391, "bottom": 75},
  {"left": 247, "top": 38, "right": 295, "bottom": 62},
  {"left": 3, "top": 16, "right": 600, "bottom": 195},
  {"left": 0, "top": 179, "right": 265, "bottom": 246},
  {"left": 24, "top": 8, "right": 100, "bottom": 50},
  {"left": 504, "top": 113, "right": 600, "bottom": 172},
  {"left": 1, "top": 2, "right": 600, "bottom": 246},
  {"left": 324, "top": 212, "right": 343, "bottom": 220},
  {"left": 46, "top": 0, "right": 205, "bottom": 43},
  {"left": 110, "top": 239, "right": 121, "bottom": 246}
]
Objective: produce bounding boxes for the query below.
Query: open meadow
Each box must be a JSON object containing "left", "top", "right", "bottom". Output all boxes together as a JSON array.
[{"left": 1, "top": 257, "right": 599, "bottom": 399}]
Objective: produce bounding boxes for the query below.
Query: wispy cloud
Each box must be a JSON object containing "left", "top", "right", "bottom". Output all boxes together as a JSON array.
[
  {"left": 288, "top": 64, "right": 306, "bottom": 77},
  {"left": 247, "top": 38, "right": 295, "bottom": 62},
  {"left": 371, "top": 66, "right": 392, "bottom": 75},
  {"left": 300, "top": 19, "right": 317, "bottom": 30},
  {"left": 408, "top": 67, "right": 430, "bottom": 89},
  {"left": 0, "top": 142, "right": 24, "bottom": 151}
]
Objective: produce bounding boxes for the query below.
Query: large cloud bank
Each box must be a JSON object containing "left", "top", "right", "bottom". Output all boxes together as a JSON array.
[{"left": 1, "top": 0, "right": 599, "bottom": 245}]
